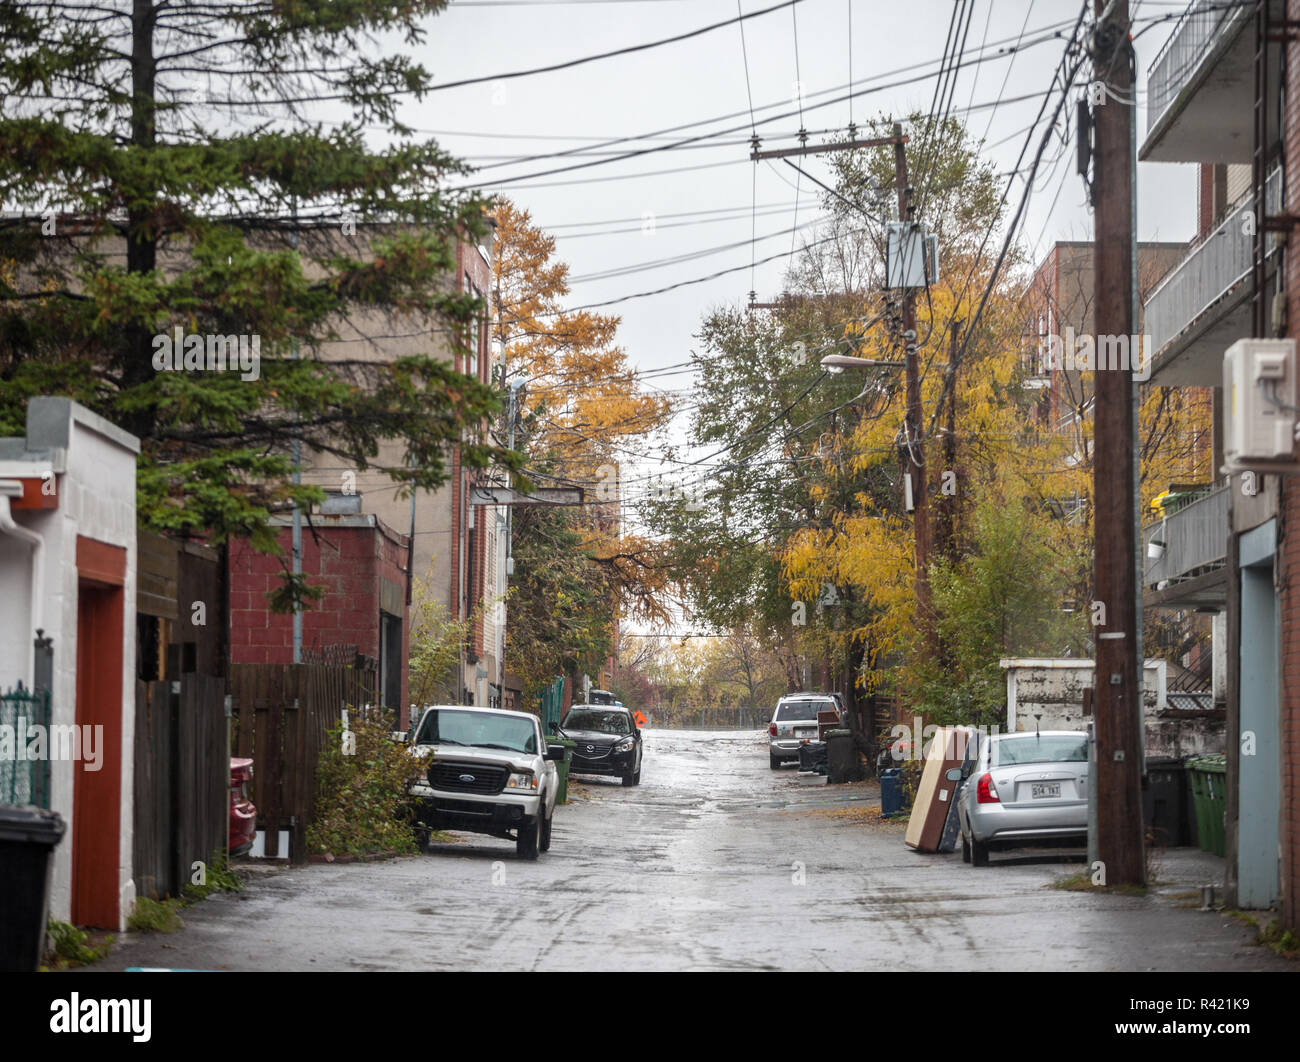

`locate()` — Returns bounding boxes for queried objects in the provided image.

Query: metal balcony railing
[1144,167,1281,361]
[1143,483,1230,585]
[1146,0,1252,138]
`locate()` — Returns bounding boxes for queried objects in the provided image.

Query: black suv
[555,704,642,786]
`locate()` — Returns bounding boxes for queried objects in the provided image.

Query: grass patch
[1049,869,1148,895]
[1257,920,1300,959]
[42,920,113,970]
[1226,910,1300,959]
[182,853,244,903]
[127,896,184,933]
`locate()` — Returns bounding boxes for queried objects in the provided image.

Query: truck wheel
[539,804,553,852]
[970,836,989,867]
[516,818,539,861]
[414,825,430,853]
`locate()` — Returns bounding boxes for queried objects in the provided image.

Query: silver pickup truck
[407,705,567,860]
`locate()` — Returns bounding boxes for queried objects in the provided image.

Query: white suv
[767,693,842,769]
[407,705,566,860]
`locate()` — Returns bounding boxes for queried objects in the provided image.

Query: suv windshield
[992,734,1087,766]
[414,710,537,754]
[563,709,632,734]
[775,700,835,722]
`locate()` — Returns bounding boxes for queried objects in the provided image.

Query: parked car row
[405,698,646,861]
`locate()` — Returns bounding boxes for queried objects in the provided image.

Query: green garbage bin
[551,736,576,804]
[1185,754,1227,858]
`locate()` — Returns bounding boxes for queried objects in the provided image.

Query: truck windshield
[414,710,537,754]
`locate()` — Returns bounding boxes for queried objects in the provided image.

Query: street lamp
[820,354,907,374]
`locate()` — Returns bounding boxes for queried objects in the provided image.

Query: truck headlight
[506,772,538,791]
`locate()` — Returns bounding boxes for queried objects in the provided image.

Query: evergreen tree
[0,0,514,604]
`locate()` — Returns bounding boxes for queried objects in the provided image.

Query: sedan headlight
[506,772,538,791]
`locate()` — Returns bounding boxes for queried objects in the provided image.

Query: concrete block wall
[227,516,410,711]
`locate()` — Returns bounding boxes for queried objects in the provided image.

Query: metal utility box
[885,222,939,289]
[1223,338,1296,470]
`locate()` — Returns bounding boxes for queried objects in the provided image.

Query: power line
[453,18,1080,191]
[423,0,802,93]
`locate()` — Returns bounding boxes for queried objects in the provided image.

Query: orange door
[71,550,125,928]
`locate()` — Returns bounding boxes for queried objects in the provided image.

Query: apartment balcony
[1142,0,1278,164]
[1143,484,1230,609]
[1142,167,1281,387]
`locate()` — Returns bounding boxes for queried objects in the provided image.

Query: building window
[379,611,402,714]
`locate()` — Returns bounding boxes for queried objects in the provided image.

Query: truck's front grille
[429,761,508,794]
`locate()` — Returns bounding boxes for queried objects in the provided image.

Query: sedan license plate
[1031,782,1061,799]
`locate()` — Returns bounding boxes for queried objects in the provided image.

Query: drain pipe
[0,480,44,680]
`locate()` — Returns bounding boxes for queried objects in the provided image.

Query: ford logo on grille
[458,773,476,783]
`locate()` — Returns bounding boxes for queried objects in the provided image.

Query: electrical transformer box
[885,222,938,290]
[1223,338,1296,468]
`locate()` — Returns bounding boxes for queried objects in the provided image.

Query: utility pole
[892,122,934,649]
[289,195,302,665]
[935,319,962,566]
[1089,0,1145,886]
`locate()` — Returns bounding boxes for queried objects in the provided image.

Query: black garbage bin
[1142,756,1190,847]
[798,741,828,773]
[826,730,865,784]
[0,805,66,972]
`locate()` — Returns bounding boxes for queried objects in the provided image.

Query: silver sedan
[956,730,1089,866]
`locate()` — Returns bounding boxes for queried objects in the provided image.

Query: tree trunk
[124,0,159,431]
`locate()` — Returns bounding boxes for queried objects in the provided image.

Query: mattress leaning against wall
[904,726,970,852]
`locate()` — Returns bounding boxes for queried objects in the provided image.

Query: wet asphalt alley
[96,729,1293,972]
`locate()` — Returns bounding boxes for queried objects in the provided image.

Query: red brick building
[227,514,411,726]
[1279,0,1300,936]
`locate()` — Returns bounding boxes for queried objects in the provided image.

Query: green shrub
[44,920,113,968]
[307,713,432,857]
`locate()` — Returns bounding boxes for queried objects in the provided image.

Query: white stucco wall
[2,398,138,930]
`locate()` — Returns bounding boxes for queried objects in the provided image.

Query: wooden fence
[133,674,228,901]
[228,661,377,862]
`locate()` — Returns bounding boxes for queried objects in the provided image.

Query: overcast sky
[415,1,1193,361]
[407,0,1196,632]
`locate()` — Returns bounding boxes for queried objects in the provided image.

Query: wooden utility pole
[935,319,962,565]
[1090,0,1145,886]
[892,122,934,647]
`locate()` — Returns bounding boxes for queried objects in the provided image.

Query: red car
[229,758,256,856]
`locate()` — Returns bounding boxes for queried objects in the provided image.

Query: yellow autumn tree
[490,199,676,696]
